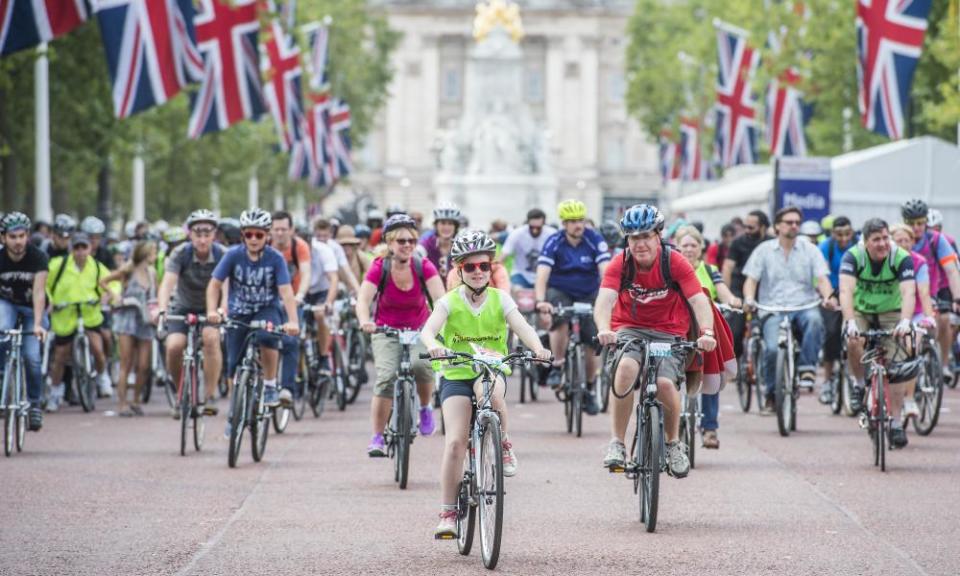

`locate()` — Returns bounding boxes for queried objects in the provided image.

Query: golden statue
[473,0,524,43]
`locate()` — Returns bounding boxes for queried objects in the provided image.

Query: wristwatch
[699,328,715,337]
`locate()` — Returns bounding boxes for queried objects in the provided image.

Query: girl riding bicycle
[420,230,550,538]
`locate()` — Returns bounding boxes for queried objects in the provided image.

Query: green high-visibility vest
[694,261,718,302]
[848,244,909,314]
[440,287,509,381]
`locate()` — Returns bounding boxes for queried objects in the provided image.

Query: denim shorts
[225,307,282,377]
[439,375,478,404]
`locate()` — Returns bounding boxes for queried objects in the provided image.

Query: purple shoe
[367,434,386,457]
[419,407,436,436]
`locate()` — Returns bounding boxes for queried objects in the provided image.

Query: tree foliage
[625,0,959,164]
[0,0,399,225]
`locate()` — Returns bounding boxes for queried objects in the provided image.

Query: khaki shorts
[615,327,686,385]
[854,311,901,361]
[371,333,433,398]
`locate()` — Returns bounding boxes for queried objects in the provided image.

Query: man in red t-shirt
[271,211,313,406]
[594,204,717,479]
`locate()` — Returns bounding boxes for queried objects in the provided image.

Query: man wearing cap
[46,232,112,411]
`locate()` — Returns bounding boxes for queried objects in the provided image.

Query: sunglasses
[461,262,491,273]
[243,231,267,240]
[780,219,801,226]
[191,227,215,236]
[393,238,417,246]
[906,218,927,226]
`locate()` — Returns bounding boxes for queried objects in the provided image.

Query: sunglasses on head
[243,230,267,240]
[461,262,491,273]
[394,238,417,246]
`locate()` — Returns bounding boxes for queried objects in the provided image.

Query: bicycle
[297,305,325,419]
[52,300,99,413]
[911,325,943,436]
[1,327,30,457]
[327,299,357,411]
[735,313,765,414]
[375,326,422,490]
[857,329,900,472]
[338,293,367,404]
[160,313,208,455]
[756,300,822,437]
[512,288,541,404]
[425,349,548,569]
[606,336,698,533]
[677,373,700,470]
[224,318,286,468]
[553,302,594,438]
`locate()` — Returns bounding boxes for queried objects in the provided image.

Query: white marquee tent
[668,136,960,238]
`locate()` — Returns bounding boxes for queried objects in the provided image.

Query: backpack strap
[49,256,67,299]
[375,255,434,311]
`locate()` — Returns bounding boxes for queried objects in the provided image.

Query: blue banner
[775,157,831,223]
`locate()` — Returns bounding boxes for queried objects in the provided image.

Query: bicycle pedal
[606,464,626,474]
[434,532,457,540]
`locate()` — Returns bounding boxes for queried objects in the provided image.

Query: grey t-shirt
[165,242,225,311]
[743,238,829,307]
[501,224,557,284]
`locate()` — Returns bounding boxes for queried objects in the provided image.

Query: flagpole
[248,168,259,209]
[132,144,145,222]
[210,169,221,217]
[34,43,52,222]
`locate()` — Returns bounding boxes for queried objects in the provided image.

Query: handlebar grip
[419,353,432,360]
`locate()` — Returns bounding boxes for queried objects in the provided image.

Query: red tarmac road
[2,379,959,576]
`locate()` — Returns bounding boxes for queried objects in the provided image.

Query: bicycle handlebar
[551,303,594,318]
[419,350,551,366]
[755,299,822,313]
[716,303,744,315]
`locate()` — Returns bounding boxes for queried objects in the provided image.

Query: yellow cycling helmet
[557,199,587,222]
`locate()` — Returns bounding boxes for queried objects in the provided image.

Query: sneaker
[203,398,219,416]
[702,430,719,449]
[603,439,627,469]
[97,372,113,398]
[763,394,776,413]
[583,390,600,416]
[263,386,280,408]
[889,426,908,449]
[318,355,331,374]
[818,382,835,405]
[798,371,816,391]
[546,367,562,390]
[171,406,181,420]
[419,407,435,436]
[903,398,920,421]
[434,510,458,539]
[367,434,387,457]
[666,440,690,478]
[28,407,43,431]
[502,439,518,477]
[850,386,865,414]
[46,384,64,413]
[279,388,294,408]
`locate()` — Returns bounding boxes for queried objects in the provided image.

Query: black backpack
[375,255,433,310]
[618,242,699,337]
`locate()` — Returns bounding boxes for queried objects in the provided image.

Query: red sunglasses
[461,262,491,273]
[244,230,267,240]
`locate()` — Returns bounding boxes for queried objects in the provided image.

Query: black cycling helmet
[599,219,622,247]
[901,199,928,221]
[888,357,923,384]
[354,224,372,239]
[218,217,242,244]
[383,214,417,235]
[54,214,77,236]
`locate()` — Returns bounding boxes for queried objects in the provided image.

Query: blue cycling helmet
[620,204,664,235]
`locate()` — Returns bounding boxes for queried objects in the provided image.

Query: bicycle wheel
[639,403,661,532]
[396,382,412,490]
[332,339,347,412]
[519,355,529,404]
[251,386,269,463]
[736,348,752,412]
[477,419,504,569]
[830,366,844,415]
[74,339,96,413]
[563,353,575,434]
[774,348,792,437]
[272,405,290,433]
[456,473,477,556]
[347,329,368,402]
[140,364,153,404]
[573,350,584,438]
[179,366,191,457]
[876,374,886,472]
[3,366,13,457]
[227,371,248,468]
[292,367,307,421]
[753,340,766,414]
[599,346,612,413]
[684,395,697,470]
[914,345,943,436]
[312,372,329,418]
[15,360,26,453]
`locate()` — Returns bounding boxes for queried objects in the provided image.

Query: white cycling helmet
[451,229,497,262]
[186,209,218,229]
[927,209,943,228]
[152,219,169,234]
[433,201,461,223]
[80,216,106,235]
[239,208,272,229]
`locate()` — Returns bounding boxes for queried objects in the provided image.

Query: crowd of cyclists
[2,195,959,542]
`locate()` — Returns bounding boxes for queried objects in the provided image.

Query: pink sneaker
[502,439,518,477]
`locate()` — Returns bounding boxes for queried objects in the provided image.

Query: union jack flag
[329,98,352,178]
[287,108,315,182]
[679,118,708,181]
[714,21,759,167]
[658,128,680,184]
[764,29,809,157]
[307,92,335,187]
[856,0,932,140]
[188,0,264,139]
[302,20,329,92]
[95,0,202,119]
[260,19,302,151]
[1,0,89,56]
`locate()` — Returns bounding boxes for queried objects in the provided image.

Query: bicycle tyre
[273,404,290,434]
[830,368,844,415]
[640,403,661,532]
[478,419,504,570]
[753,339,766,414]
[75,338,95,413]
[397,382,412,490]
[519,356,528,404]
[573,348,584,438]
[141,364,153,404]
[563,353,574,434]
[3,367,13,457]
[736,348,752,412]
[251,387,269,463]
[914,345,943,436]
[332,339,347,412]
[179,367,191,457]
[876,373,886,472]
[456,475,476,556]
[312,372,329,418]
[15,361,26,453]
[774,348,791,437]
[685,395,697,470]
[599,346,612,413]
[227,371,248,468]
